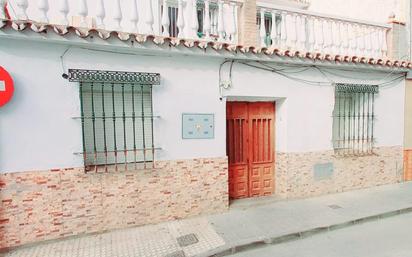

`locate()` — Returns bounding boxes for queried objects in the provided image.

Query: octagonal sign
[0,67,14,107]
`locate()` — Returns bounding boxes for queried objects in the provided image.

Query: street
[232,212,412,257]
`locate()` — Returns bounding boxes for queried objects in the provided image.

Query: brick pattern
[275,146,403,198]
[404,149,412,181]
[0,157,228,250]
[238,0,258,46]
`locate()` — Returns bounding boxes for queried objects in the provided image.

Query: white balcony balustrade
[2,0,240,44]
[257,7,390,59]
[160,0,239,43]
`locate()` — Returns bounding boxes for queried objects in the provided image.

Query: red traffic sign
[0,67,14,107]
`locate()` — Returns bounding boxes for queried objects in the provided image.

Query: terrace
[0,0,392,59]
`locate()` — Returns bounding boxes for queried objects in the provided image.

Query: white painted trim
[256,2,392,29]
[258,0,310,10]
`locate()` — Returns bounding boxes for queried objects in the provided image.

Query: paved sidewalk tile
[4,218,224,257]
[208,182,412,247]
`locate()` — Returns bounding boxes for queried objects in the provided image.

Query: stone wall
[275,146,403,198]
[0,157,228,250]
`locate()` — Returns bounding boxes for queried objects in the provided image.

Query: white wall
[0,39,405,173]
[308,0,406,23]
[223,61,405,153]
[0,39,227,172]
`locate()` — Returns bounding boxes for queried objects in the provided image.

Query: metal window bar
[68,69,161,172]
[101,82,108,171]
[91,82,98,172]
[150,86,156,168]
[140,85,147,168]
[333,84,378,156]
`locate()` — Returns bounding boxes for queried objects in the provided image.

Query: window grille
[68,69,161,172]
[332,84,378,156]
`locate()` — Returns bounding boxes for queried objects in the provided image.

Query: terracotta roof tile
[0,19,411,70]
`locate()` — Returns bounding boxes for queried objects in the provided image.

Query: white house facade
[0,0,411,251]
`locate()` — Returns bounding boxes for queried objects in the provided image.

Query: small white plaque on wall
[182,113,214,139]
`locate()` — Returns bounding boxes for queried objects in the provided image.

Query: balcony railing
[0,0,240,44]
[161,0,239,43]
[257,6,391,59]
[1,0,392,59]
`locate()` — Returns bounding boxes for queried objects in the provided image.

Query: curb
[195,206,412,257]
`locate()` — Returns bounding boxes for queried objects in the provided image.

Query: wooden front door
[227,102,275,199]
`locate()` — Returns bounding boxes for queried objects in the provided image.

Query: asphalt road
[231,212,412,257]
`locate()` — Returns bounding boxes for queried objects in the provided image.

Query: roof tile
[0,20,410,69]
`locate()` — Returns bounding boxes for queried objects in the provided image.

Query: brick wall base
[275,146,403,198]
[1,148,404,249]
[0,157,229,250]
[404,149,412,181]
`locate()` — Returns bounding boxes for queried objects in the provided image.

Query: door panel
[227,102,275,199]
[248,102,275,197]
[227,102,249,199]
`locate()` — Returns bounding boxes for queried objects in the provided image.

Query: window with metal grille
[332,84,378,155]
[68,69,161,172]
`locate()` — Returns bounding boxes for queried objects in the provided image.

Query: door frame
[226,101,276,199]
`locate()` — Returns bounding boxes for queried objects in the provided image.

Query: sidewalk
[4,182,412,257]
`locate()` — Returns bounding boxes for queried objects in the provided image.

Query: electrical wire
[256,61,313,73]
[378,75,406,88]
[60,46,72,76]
[218,59,233,100]
[60,46,172,78]
[318,65,406,87]
[219,59,232,85]
[229,60,234,81]
[237,61,332,86]
[256,61,408,75]
[60,45,406,92]
[320,68,400,81]
[78,46,163,57]
[314,66,335,84]
[225,60,406,89]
